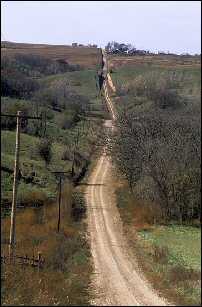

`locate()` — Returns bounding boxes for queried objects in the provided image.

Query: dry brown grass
[108,54,201,70]
[1,183,92,306]
[2,41,102,70]
[116,179,163,229]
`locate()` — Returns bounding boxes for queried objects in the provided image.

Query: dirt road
[107,73,116,93]
[85,50,171,306]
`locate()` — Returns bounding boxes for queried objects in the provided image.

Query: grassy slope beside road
[1,68,106,212]
[108,53,201,306]
[1,44,105,306]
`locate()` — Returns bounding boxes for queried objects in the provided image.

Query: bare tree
[110,105,201,222]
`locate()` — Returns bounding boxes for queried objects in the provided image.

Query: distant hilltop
[1,41,102,70]
[1,41,98,49]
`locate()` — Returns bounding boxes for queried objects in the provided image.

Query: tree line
[110,71,201,222]
[105,41,200,57]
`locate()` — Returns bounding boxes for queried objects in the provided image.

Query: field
[111,64,201,87]
[137,224,201,271]
[135,224,201,306]
[107,54,201,113]
[2,41,102,70]
[107,53,201,71]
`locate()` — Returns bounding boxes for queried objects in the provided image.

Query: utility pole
[58,175,62,233]
[52,171,69,233]
[71,149,76,177]
[71,127,80,176]
[9,111,21,260]
[1,112,42,260]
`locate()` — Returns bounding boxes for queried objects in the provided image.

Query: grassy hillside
[1,41,102,70]
[112,64,201,86]
[108,53,201,70]
[109,60,201,112]
[1,107,103,214]
[50,70,105,112]
[1,50,108,212]
[1,42,105,305]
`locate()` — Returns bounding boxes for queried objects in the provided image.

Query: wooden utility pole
[71,149,76,176]
[9,111,21,260]
[52,171,69,233]
[71,128,80,176]
[58,175,62,233]
[1,112,42,260]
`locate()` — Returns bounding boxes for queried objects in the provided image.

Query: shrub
[61,148,70,161]
[37,138,52,163]
[18,191,48,207]
[60,110,80,130]
[40,107,54,120]
[72,192,86,221]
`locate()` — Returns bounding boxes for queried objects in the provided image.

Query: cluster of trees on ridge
[106,41,201,57]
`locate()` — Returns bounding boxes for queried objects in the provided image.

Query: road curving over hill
[85,49,172,306]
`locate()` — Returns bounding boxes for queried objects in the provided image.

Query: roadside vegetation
[115,183,201,306]
[109,56,201,305]
[2,185,92,306]
[1,44,106,305]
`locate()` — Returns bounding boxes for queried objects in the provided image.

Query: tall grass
[1,183,92,306]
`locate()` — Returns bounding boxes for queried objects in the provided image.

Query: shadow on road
[79,183,105,186]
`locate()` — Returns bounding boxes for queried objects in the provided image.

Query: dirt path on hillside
[85,50,172,306]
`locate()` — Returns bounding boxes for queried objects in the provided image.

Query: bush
[40,107,54,120]
[72,192,86,221]
[149,88,181,109]
[18,191,48,207]
[37,138,52,163]
[61,148,70,161]
[60,110,80,130]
